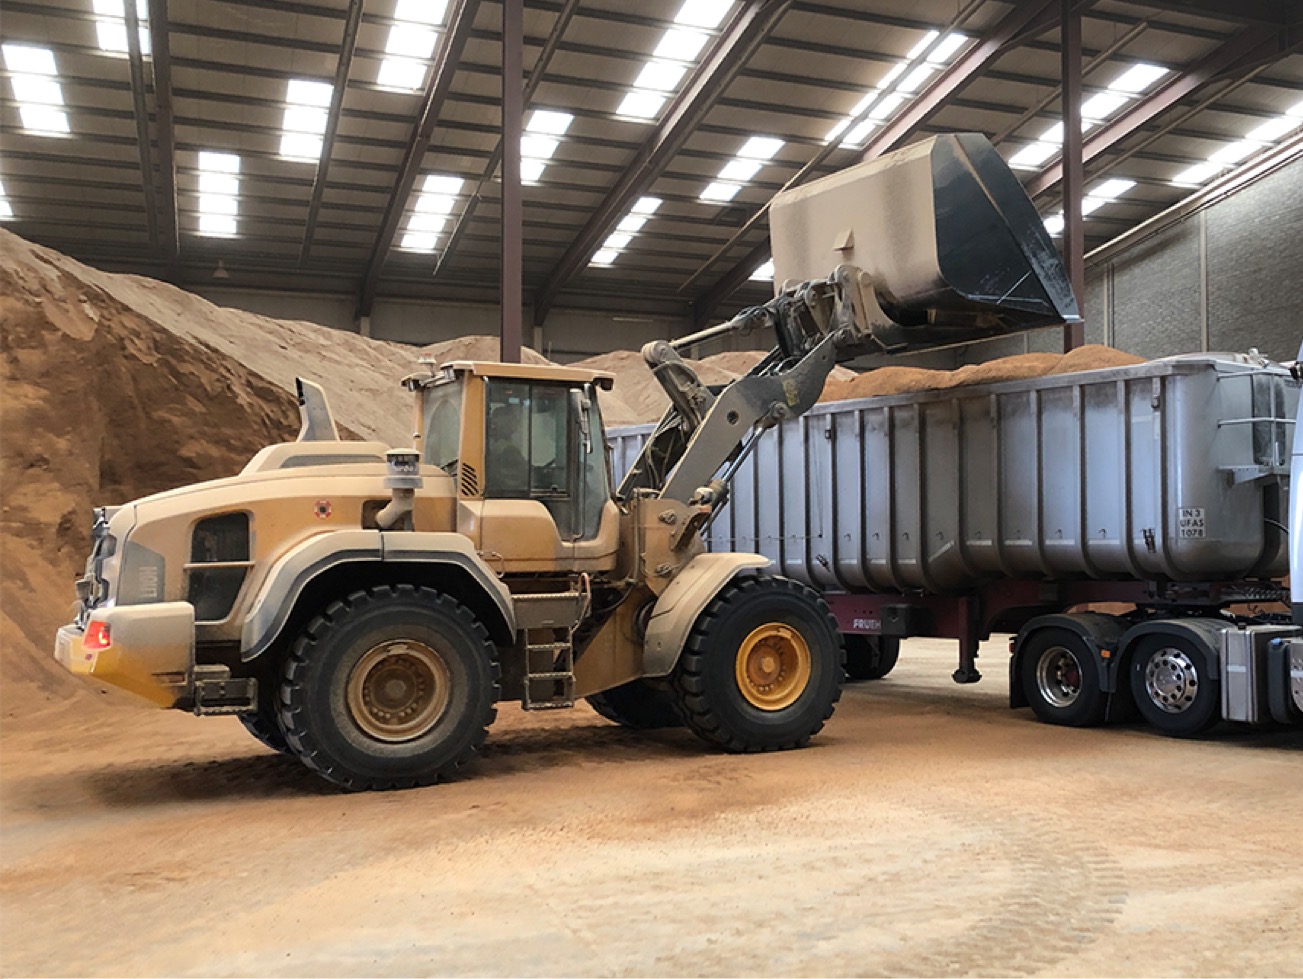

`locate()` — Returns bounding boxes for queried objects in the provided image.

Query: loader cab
[412,360,620,574]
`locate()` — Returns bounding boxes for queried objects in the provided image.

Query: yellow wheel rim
[346,640,451,742]
[734,623,811,711]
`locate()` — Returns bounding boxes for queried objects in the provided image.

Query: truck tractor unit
[54,134,1085,789]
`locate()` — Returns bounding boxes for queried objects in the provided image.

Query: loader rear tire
[586,680,682,730]
[239,709,290,755]
[670,575,843,753]
[279,585,499,790]
[843,635,900,681]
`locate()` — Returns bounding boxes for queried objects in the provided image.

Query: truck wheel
[279,584,499,790]
[843,635,900,681]
[586,680,682,729]
[239,710,290,754]
[1020,628,1107,727]
[669,575,843,753]
[1128,633,1219,737]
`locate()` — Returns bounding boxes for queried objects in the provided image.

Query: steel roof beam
[1123,0,1298,27]
[355,0,480,319]
[529,0,793,328]
[1025,25,1284,197]
[689,0,1060,328]
[122,0,158,252]
[299,0,364,265]
[146,0,179,266]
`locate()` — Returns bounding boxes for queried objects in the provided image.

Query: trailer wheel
[586,680,683,729]
[279,585,499,790]
[670,576,843,753]
[1020,628,1107,727]
[1128,633,1219,737]
[843,635,900,681]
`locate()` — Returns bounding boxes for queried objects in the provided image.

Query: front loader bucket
[769,133,1080,340]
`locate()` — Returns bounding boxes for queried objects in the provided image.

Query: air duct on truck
[768,132,1081,350]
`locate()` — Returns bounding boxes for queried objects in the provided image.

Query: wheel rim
[1143,647,1199,714]
[734,623,812,711]
[1036,645,1083,708]
[346,639,451,742]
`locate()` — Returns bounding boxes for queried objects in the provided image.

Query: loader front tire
[586,680,682,730]
[279,585,499,790]
[670,575,843,753]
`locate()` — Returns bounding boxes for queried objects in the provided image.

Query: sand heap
[819,345,1145,402]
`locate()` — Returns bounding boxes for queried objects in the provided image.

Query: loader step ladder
[514,577,591,711]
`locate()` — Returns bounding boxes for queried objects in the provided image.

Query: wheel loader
[53,134,1080,789]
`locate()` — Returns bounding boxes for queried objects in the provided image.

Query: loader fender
[240,530,515,660]
[641,553,772,677]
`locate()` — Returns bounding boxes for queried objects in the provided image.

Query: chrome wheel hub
[1144,647,1199,714]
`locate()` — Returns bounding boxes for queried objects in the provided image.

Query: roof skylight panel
[589,196,662,267]
[673,0,732,29]
[2,44,70,136]
[750,258,775,281]
[698,136,783,204]
[377,0,447,92]
[519,109,573,185]
[1108,63,1169,95]
[1169,96,1303,188]
[92,0,150,56]
[617,1,734,122]
[400,173,464,252]
[279,79,333,162]
[196,151,241,237]
[0,178,14,220]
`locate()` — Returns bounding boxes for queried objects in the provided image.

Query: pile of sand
[819,346,1145,402]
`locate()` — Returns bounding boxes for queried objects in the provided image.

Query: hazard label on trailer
[1178,507,1206,539]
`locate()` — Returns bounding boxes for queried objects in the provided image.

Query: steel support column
[1061,0,1085,350]
[300,0,363,265]
[500,0,523,363]
[147,0,179,267]
[355,0,480,320]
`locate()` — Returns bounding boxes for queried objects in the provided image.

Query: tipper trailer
[611,347,1303,735]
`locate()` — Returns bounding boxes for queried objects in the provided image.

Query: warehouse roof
[1,0,1300,327]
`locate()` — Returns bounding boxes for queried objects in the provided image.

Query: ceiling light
[288,78,333,107]
[280,131,322,162]
[400,231,438,252]
[19,105,70,135]
[631,196,662,215]
[283,104,328,134]
[385,25,437,60]
[521,134,559,160]
[377,57,427,91]
[750,258,775,281]
[1043,212,1064,236]
[1171,161,1223,186]
[851,90,880,115]
[616,90,666,120]
[719,158,762,182]
[1108,63,1168,94]
[699,181,740,203]
[898,63,937,94]
[1082,91,1129,121]
[527,109,573,135]
[617,215,647,233]
[1090,178,1135,199]
[842,119,877,146]
[394,0,447,25]
[424,174,464,195]
[635,60,687,92]
[11,75,63,105]
[907,30,939,60]
[738,136,783,160]
[199,214,237,237]
[655,28,709,62]
[824,118,850,143]
[407,212,447,235]
[673,0,732,29]
[1008,141,1057,169]
[1209,139,1261,166]
[2,44,57,75]
[869,93,904,120]
[199,171,239,196]
[603,232,633,251]
[415,194,456,214]
[520,158,546,183]
[199,151,240,172]
[927,33,967,64]
[1080,196,1107,216]
[879,63,907,88]
[590,249,619,266]
[1246,116,1302,143]
[198,193,238,216]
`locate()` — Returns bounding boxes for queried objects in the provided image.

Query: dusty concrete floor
[2,638,1301,978]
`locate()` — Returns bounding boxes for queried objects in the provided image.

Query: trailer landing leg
[953,639,982,684]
